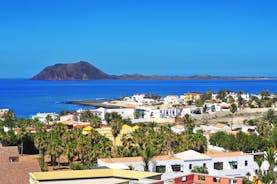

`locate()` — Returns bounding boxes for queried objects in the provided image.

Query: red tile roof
[0,146,19,162]
[0,161,41,184]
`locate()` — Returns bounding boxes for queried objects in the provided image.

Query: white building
[163,95,181,105]
[131,94,146,103]
[59,114,75,122]
[106,108,135,120]
[31,112,58,124]
[98,149,255,180]
[206,151,255,178]
[143,108,183,119]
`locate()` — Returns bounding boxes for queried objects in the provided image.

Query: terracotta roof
[100,157,142,163]
[0,161,41,184]
[0,146,19,162]
[60,120,78,125]
[14,127,36,132]
[206,151,250,158]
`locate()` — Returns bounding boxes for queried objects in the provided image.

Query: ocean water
[0,79,276,118]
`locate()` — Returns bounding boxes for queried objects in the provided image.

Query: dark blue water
[0,79,276,118]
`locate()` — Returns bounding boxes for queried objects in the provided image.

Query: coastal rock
[32,61,114,80]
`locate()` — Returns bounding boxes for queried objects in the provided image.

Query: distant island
[32,61,275,80]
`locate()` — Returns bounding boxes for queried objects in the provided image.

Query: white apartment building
[98,150,255,180]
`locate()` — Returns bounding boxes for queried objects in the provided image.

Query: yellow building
[29,169,162,184]
[83,124,139,146]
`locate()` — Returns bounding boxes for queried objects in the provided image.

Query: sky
[0,0,276,78]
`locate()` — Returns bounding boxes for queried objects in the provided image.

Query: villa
[98,149,255,180]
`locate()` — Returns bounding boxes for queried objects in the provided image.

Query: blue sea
[0,79,276,118]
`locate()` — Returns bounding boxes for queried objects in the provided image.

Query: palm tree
[183,114,195,134]
[132,127,147,150]
[34,123,48,170]
[46,131,58,168]
[160,125,175,155]
[141,145,156,171]
[90,115,102,128]
[263,109,276,125]
[265,147,276,172]
[3,110,15,129]
[260,172,276,184]
[230,103,237,130]
[105,112,122,125]
[17,119,28,156]
[255,156,264,176]
[110,118,123,151]
[45,115,53,125]
[77,134,89,164]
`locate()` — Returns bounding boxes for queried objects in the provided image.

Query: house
[183,93,202,102]
[106,108,135,120]
[29,169,163,184]
[59,114,75,122]
[98,149,255,180]
[31,112,58,124]
[132,93,146,103]
[164,95,180,105]
[206,151,255,178]
[0,144,40,184]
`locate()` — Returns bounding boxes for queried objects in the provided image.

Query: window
[181,176,187,182]
[9,156,19,162]
[156,166,166,173]
[231,179,237,184]
[213,177,221,182]
[171,165,181,172]
[245,160,248,166]
[229,161,238,169]
[214,162,223,170]
[189,164,192,169]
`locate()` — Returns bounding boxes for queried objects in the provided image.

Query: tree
[230,103,237,130]
[110,119,123,151]
[17,119,28,155]
[255,156,264,175]
[183,114,195,134]
[160,125,176,155]
[216,90,228,102]
[265,147,276,172]
[45,115,53,125]
[3,110,15,129]
[104,112,122,125]
[89,115,102,128]
[34,124,48,170]
[263,109,277,125]
[191,166,208,174]
[260,90,270,100]
[141,145,156,171]
[260,172,276,184]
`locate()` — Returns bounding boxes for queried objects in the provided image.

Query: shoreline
[65,100,126,109]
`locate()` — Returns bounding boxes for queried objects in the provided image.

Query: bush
[70,163,91,170]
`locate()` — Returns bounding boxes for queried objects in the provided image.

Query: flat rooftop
[30,169,161,182]
[206,151,250,158]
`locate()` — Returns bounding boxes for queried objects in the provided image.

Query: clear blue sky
[0,0,276,78]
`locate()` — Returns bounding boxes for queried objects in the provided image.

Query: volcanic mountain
[32,61,114,80]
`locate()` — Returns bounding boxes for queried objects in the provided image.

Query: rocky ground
[193,107,277,125]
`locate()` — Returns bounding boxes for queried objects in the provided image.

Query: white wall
[209,155,255,178]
